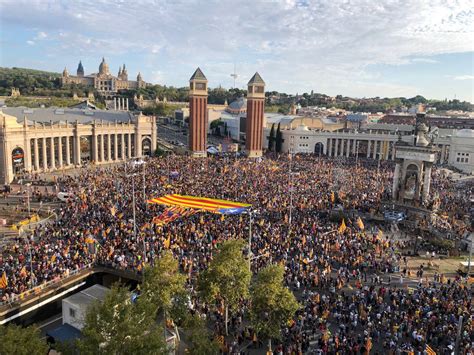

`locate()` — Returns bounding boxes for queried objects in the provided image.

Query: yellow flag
[200,216,204,225]
[377,229,383,240]
[302,235,306,246]
[356,217,364,230]
[330,191,335,203]
[51,254,57,263]
[220,214,225,222]
[338,219,347,234]
[164,236,171,249]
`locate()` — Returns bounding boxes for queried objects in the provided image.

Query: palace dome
[98,57,109,75]
[226,97,247,115]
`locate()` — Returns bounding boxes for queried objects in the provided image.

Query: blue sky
[1,0,473,101]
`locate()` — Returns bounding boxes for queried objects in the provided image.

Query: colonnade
[326,138,395,160]
[29,132,137,171]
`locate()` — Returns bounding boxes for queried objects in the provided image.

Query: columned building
[188,68,208,157]
[0,107,157,184]
[246,72,265,157]
[274,125,451,161]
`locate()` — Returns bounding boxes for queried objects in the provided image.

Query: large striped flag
[148,194,251,214]
[0,271,8,289]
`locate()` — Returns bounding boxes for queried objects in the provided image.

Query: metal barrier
[0,264,93,308]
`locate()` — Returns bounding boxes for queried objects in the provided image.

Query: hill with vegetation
[0,66,472,113]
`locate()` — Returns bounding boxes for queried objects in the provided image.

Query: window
[195,83,206,90]
[255,86,264,93]
[69,308,76,318]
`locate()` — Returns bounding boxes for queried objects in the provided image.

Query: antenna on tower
[230,63,238,88]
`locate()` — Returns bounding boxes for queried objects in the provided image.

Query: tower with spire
[246,72,265,157]
[76,61,84,77]
[121,64,128,81]
[62,67,69,77]
[188,67,208,157]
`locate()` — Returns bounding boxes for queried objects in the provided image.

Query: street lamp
[25,183,31,215]
[246,209,258,272]
[19,226,34,288]
[127,172,146,267]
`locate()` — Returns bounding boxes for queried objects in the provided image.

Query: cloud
[35,31,47,40]
[26,40,35,45]
[1,0,473,98]
[411,58,439,64]
[453,75,474,81]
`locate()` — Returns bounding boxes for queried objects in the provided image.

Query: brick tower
[188,68,208,157]
[246,72,265,157]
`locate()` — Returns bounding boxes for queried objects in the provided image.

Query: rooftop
[1,107,133,125]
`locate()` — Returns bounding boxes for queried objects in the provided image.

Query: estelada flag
[0,271,8,289]
[356,217,364,230]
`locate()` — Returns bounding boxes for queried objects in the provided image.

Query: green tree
[198,239,251,335]
[75,284,167,355]
[275,123,283,153]
[0,324,48,355]
[268,123,276,152]
[142,251,187,323]
[250,264,299,351]
[184,315,220,355]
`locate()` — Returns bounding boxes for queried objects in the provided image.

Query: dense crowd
[0,155,472,353]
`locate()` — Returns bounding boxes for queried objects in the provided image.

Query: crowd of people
[0,154,472,353]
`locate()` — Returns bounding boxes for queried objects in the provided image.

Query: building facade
[61,58,146,96]
[0,107,157,184]
[264,123,474,174]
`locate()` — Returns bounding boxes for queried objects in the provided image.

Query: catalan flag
[426,344,436,355]
[147,194,251,214]
[0,271,8,289]
[356,217,364,230]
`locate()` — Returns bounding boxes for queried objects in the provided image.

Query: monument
[246,72,265,158]
[392,112,439,207]
[188,68,208,157]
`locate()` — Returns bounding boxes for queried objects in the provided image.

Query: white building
[62,284,109,330]
[264,123,474,174]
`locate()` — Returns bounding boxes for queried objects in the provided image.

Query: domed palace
[61,57,147,96]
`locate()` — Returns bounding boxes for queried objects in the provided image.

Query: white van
[57,192,75,202]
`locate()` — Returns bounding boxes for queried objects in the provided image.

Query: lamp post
[248,210,253,272]
[19,226,34,288]
[468,233,473,275]
[128,172,146,267]
[25,183,31,215]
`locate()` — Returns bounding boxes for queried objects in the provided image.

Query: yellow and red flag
[0,271,8,289]
[356,217,364,230]
[147,194,251,214]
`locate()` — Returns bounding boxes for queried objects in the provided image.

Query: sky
[0,0,473,102]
